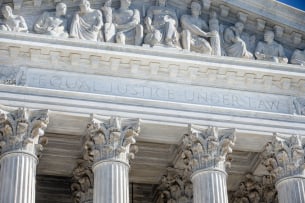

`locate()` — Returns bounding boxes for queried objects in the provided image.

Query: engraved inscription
[24,68,290,113]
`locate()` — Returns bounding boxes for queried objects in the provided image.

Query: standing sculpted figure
[223,22,253,59]
[113,0,143,45]
[208,11,221,56]
[291,49,305,66]
[255,30,288,63]
[181,1,215,54]
[144,0,179,47]
[101,0,115,43]
[0,5,28,32]
[34,3,68,37]
[70,0,103,41]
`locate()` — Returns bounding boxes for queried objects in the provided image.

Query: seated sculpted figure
[144,0,179,47]
[113,0,143,45]
[291,49,305,66]
[33,3,68,38]
[0,5,28,32]
[255,30,288,63]
[181,2,215,54]
[223,22,253,59]
[70,0,103,41]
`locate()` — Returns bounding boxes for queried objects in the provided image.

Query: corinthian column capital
[261,133,305,180]
[85,116,140,165]
[0,107,49,156]
[182,125,236,172]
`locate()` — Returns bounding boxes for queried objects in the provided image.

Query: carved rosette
[0,107,49,156]
[182,125,236,172]
[230,173,278,203]
[85,116,140,165]
[71,160,94,203]
[261,133,305,180]
[155,168,193,203]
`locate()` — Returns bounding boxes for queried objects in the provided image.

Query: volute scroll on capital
[85,116,140,164]
[0,107,49,156]
[182,125,236,172]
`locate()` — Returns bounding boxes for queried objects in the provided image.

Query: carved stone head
[234,22,244,33]
[264,31,275,44]
[191,1,201,16]
[157,0,167,7]
[79,0,91,13]
[120,0,131,8]
[56,3,67,17]
[1,5,13,19]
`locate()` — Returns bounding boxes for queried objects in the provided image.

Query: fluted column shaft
[276,176,305,203]
[192,169,228,203]
[93,160,129,203]
[0,152,38,203]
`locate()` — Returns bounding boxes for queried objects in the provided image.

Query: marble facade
[0,0,305,203]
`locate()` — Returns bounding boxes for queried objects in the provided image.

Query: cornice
[0,31,305,97]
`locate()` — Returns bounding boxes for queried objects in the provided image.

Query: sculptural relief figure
[0,5,28,32]
[223,22,253,59]
[70,0,103,41]
[101,0,115,42]
[33,3,68,38]
[208,11,221,56]
[113,0,143,45]
[291,49,305,66]
[255,30,288,63]
[181,2,215,54]
[144,0,179,48]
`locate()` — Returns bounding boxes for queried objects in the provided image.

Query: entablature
[1,31,305,97]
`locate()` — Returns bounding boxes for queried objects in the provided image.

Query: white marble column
[192,169,228,203]
[183,125,236,203]
[276,176,305,203]
[0,108,49,203]
[93,161,129,203]
[86,116,140,203]
[261,134,305,203]
[0,152,37,203]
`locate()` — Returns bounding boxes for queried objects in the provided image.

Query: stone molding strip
[0,32,305,96]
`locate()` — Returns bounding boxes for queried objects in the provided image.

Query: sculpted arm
[17,16,28,32]
[255,42,265,60]
[94,10,103,31]
[144,8,154,32]
[278,44,288,63]
[181,15,208,37]
[33,12,47,33]
[116,9,140,30]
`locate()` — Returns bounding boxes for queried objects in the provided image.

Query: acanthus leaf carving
[155,168,193,203]
[0,107,49,156]
[261,133,305,180]
[182,125,236,172]
[71,159,94,203]
[85,116,140,164]
[230,173,278,203]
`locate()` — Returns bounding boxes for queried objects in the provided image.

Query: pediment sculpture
[70,0,103,41]
[113,0,143,45]
[33,3,68,37]
[255,31,288,64]
[0,5,28,32]
[0,1,304,66]
[180,2,217,55]
[144,0,179,48]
